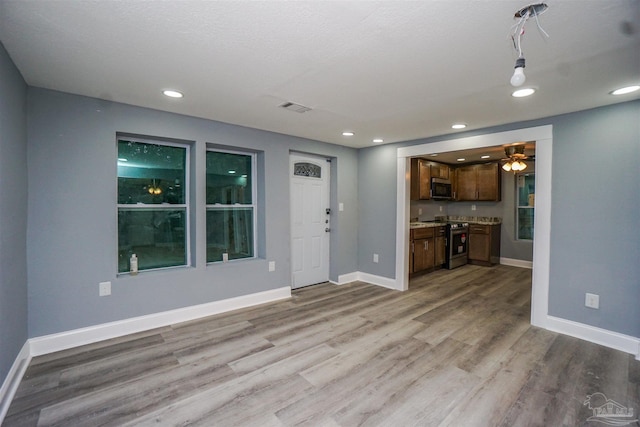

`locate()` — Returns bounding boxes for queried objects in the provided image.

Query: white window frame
[205,148,257,264]
[117,137,191,273]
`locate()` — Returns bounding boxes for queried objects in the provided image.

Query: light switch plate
[269,261,275,272]
[222,253,229,263]
[339,202,344,211]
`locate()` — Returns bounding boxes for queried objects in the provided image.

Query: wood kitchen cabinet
[430,162,450,180]
[411,159,452,200]
[410,159,431,200]
[410,227,435,274]
[411,226,446,274]
[468,223,501,266]
[455,163,501,201]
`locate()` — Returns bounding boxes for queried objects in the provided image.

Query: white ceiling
[1,1,638,148]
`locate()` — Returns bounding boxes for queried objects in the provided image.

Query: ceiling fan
[501,145,532,172]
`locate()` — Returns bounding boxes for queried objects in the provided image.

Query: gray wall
[547,103,640,337]
[358,101,640,338]
[0,43,28,381]
[27,88,358,337]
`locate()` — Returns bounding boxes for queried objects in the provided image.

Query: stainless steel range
[445,222,469,269]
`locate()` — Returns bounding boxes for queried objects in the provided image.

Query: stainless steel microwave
[431,178,452,199]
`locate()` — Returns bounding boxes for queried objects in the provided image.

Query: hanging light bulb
[510,57,526,87]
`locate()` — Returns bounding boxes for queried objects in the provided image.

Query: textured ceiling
[1,1,638,148]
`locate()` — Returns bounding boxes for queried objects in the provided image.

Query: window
[516,173,535,240]
[117,138,189,273]
[206,149,256,263]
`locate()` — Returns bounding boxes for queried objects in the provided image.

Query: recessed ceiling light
[373,138,384,143]
[163,90,184,98]
[512,88,536,97]
[429,154,438,157]
[481,155,491,159]
[342,131,355,136]
[451,123,467,129]
[457,158,466,162]
[610,85,640,96]
[117,158,128,162]
[228,170,236,174]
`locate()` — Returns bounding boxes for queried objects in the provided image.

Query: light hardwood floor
[4,265,639,426]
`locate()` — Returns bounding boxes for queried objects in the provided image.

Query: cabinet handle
[424,241,428,250]
[411,242,414,253]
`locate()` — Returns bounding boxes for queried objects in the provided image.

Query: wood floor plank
[438,349,538,427]
[4,264,639,427]
[121,343,337,427]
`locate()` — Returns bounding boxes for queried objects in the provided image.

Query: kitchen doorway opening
[396,125,553,329]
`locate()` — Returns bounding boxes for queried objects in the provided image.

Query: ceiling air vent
[279,102,312,113]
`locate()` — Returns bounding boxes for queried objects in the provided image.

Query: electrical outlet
[471,204,477,211]
[222,253,229,263]
[373,253,379,263]
[339,202,344,211]
[585,293,600,309]
[439,205,443,212]
[418,208,422,215]
[269,261,276,272]
[99,281,111,297]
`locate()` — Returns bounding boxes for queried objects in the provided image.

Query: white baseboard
[29,286,291,357]
[357,272,400,290]
[500,257,533,269]
[0,341,31,424]
[334,271,400,290]
[546,315,640,360]
[334,272,359,285]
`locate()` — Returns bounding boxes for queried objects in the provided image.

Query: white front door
[290,153,330,289]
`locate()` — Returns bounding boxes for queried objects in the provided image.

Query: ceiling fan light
[502,162,512,172]
[518,161,527,171]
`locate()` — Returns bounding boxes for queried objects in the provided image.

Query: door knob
[325,228,331,232]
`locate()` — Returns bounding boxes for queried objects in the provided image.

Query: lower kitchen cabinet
[468,223,501,266]
[410,226,446,274]
[411,227,434,273]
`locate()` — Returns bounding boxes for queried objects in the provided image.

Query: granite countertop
[410,216,502,228]
[443,216,502,225]
[409,222,447,229]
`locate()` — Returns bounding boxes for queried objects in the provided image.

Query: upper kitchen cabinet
[410,159,452,200]
[410,158,431,200]
[455,163,501,201]
[430,162,450,180]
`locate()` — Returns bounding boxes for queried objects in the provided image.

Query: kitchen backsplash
[411,200,504,222]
